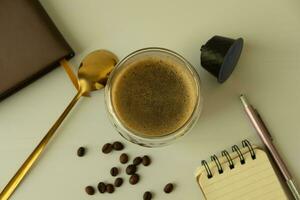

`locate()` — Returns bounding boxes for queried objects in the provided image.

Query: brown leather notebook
[0,0,75,101]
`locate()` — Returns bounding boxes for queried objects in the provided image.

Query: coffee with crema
[111,57,197,137]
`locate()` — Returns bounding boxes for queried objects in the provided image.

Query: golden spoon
[0,50,118,200]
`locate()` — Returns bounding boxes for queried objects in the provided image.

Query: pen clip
[254,109,273,141]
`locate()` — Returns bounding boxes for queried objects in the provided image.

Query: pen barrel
[243,105,292,181]
[287,179,300,200]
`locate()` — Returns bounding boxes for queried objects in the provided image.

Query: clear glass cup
[105,47,202,147]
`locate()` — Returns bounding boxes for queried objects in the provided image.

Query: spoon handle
[0,91,82,200]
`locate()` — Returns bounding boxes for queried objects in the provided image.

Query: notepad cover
[0,0,74,101]
[195,147,288,200]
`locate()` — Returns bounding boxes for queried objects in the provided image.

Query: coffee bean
[85,186,95,195]
[113,141,124,151]
[106,184,114,193]
[114,177,123,187]
[120,153,129,164]
[126,164,137,175]
[77,147,85,157]
[97,182,106,193]
[142,155,151,166]
[164,183,174,193]
[110,167,119,177]
[133,156,142,165]
[129,174,139,185]
[102,143,113,154]
[143,191,152,200]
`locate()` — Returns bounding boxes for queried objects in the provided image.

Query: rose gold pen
[240,94,300,200]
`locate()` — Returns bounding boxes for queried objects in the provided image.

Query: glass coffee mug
[105,47,202,147]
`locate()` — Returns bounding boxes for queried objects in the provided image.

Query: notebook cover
[0,0,75,101]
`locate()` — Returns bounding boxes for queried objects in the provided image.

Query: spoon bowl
[78,50,118,95]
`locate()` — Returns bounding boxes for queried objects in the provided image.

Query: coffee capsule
[200,35,243,83]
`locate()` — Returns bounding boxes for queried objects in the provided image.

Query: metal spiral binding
[202,140,256,178]
[201,160,213,178]
[242,139,256,159]
[211,155,223,174]
[232,144,245,164]
[222,150,234,169]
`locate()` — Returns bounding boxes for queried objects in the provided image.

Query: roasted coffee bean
[102,143,113,154]
[97,182,106,193]
[143,191,152,200]
[106,184,115,193]
[120,153,129,164]
[126,164,137,175]
[114,177,123,187]
[142,155,151,166]
[85,186,95,195]
[129,174,139,185]
[110,167,119,177]
[113,141,124,151]
[164,183,174,193]
[77,147,85,157]
[133,156,142,165]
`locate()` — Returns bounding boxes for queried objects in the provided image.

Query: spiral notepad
[195,140,288,200]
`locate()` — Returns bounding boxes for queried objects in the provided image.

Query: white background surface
[1,0,300,199]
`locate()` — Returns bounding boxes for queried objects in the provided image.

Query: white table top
[1,0,300,199]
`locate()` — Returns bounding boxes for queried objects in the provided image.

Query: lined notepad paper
[195,147,288,200]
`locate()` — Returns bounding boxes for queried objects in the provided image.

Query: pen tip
[239,94,248,106]
[240,94,246,100]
